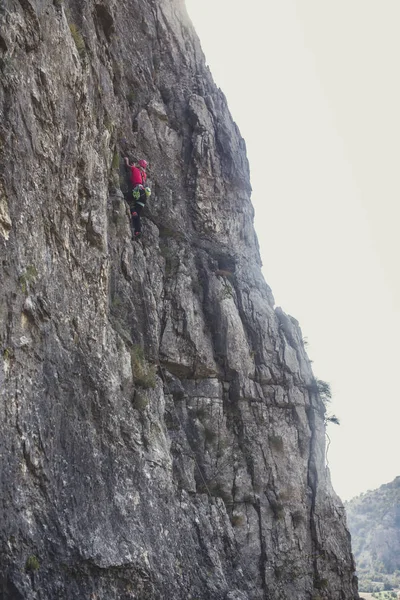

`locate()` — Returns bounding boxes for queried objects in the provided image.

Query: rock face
[0,0,358,598]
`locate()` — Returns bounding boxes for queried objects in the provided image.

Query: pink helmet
[138,159,148,169]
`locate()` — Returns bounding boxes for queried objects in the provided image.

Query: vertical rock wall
[0,0,358,598]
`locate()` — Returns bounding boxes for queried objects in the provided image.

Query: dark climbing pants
[131,203,143,234]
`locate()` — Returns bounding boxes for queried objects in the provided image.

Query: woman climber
[124,157,151,239]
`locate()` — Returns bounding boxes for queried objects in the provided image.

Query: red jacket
[130,165,147,186]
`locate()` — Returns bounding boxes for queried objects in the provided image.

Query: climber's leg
[131,203,143,237]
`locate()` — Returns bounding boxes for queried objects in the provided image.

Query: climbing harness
[132,184,150,216]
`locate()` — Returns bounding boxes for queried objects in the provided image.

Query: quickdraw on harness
[132,185,151,205]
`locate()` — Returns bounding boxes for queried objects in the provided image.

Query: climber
[124,157,151,239]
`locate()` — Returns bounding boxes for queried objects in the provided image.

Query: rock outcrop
[0,0,358,598]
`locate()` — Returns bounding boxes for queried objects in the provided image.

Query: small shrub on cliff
[131,345,157,389]
[26,555,40,572]
[219,284,233,301]
[69,23,86,58]
[3,347,13,360]
[127,91,135,106]
[19,265,38,293]
[325,414,340,426]
[314,576,329,590]
[111,149,119,170]
[307,378,332,404]
[133,390,149,411]
[111,294,123,309]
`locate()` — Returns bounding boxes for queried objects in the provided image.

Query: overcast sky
[185,0,400,501]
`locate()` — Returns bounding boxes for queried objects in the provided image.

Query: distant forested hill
[345,476,400,592]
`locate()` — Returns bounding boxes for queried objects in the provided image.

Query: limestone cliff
[0,0,358,598]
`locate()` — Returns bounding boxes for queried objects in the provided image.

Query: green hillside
[345,476,400,593]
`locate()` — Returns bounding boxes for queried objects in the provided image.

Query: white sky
[185,0,400,501]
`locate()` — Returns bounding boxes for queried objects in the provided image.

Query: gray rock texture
[0,0,358,598]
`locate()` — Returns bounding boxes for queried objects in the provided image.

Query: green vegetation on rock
[131,345,157,389]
